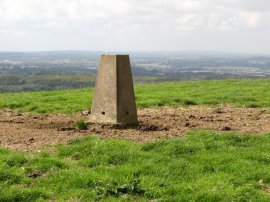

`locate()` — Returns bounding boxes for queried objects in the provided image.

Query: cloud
[0,0,269,31]
[240,11,261,27]
[0,0,269,52]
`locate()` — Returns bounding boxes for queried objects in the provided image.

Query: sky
[0,0,270,54]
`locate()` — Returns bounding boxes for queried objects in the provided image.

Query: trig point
[89,54,138,125]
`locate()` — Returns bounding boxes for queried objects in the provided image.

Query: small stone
[81,110,91,115]
[28,172,41,178]
[29,137,35,143]
[220,126,231,131]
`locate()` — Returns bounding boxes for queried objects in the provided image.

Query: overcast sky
[0,0,269,53]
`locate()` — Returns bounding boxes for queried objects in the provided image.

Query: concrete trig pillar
[89,55,138,125]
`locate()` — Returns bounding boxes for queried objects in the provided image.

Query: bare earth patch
[1,105,270,151]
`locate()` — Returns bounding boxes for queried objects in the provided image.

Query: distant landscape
[1,51,270,92]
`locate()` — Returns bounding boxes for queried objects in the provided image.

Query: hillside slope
[0,79,270,113]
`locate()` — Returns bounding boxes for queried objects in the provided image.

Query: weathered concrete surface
[89,55,138,125]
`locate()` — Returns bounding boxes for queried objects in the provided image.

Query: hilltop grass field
[0,79,270,114]
[0,131,270,201]
[1,79,270,201]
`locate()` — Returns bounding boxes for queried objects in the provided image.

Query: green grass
[0,131,270,201]
[1,79,270,113]
[0,88,93,113]
[75,120,88,130]
[1,79,270,201]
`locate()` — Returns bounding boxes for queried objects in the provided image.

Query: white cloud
[239,11,261,27]
[0,0,269,53]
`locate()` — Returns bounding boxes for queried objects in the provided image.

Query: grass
[0,79,270,113]
[75,120,88,130]
[0,130,269,201]
[1,79,270,201]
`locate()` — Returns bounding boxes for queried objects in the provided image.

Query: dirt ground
[1,105,270,151]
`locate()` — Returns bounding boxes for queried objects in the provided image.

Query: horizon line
[0,50,269,56]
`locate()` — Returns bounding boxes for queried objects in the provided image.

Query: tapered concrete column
[89,55,138,125]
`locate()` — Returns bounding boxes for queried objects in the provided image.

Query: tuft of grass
[183,99,197,106]
[263,109,270,114]
[1,79,270,113]
[246,102,261,108]
[75,120,87,130]
[1,131,270,201]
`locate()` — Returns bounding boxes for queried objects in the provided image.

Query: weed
[174,98,181,103]
[247,102,260,108]
[263,109,270,114]
[96,178,145,200]
[183,99,197,105]
[75,120,87,130]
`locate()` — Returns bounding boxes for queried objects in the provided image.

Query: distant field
[0,79,270,113]
[1,131,270,201]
